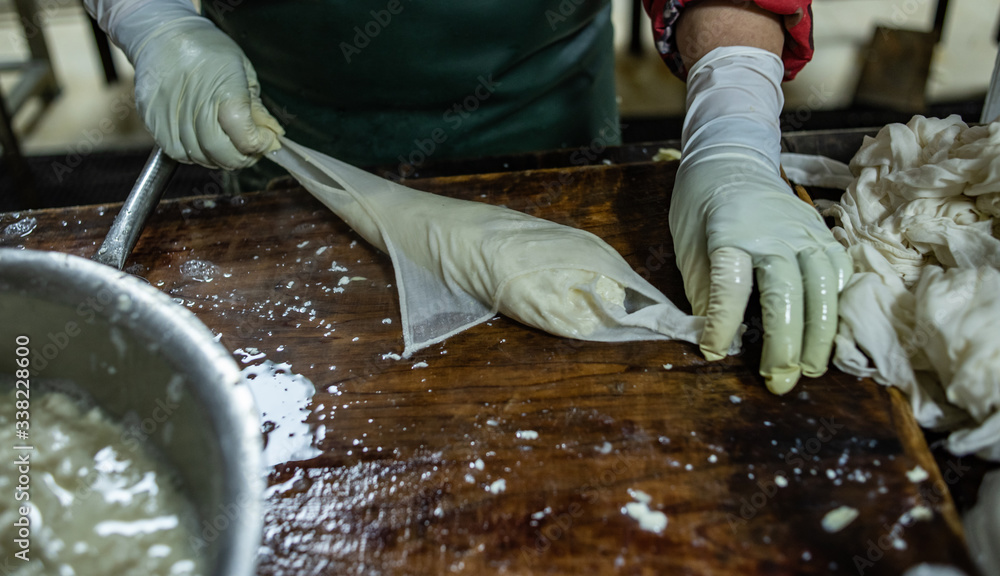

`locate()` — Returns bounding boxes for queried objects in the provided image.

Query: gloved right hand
[669,47,852,395]
[671,153,852,395]
[84,0,284,169]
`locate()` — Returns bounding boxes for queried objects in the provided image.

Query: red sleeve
[641,0,814,81]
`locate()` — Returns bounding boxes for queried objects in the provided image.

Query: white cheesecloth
[825,115,1000,461]
[268,138,739,358]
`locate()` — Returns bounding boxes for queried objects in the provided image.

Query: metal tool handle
[93,147,178,270]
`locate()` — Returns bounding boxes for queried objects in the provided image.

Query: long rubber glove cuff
[670,47,852,394]
[83,0,284,169]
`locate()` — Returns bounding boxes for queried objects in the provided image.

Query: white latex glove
[84,0,283,169]
[671,47,852,394]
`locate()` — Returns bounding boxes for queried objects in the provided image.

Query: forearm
[675,0,783,69]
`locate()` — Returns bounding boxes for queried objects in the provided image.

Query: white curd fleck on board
[908,505,934,522]
[622,489,668,534]
[338,275,368,286]
[906,465,929,483]
[822,506,859,533]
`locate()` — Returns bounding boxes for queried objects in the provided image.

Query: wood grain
[1,158,975,575]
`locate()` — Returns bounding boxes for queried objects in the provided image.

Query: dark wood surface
[0,156,975,575]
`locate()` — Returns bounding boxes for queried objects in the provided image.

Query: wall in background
[0,0,997,157]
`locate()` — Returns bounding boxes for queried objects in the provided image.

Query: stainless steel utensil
[93,146,178,270]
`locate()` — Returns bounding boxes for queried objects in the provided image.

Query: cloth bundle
[269,138,736,358]
[826,115,1000,460]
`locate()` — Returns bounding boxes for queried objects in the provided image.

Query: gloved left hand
[670,47,852,394]
[83,0,284,169]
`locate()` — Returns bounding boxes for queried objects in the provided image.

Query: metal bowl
[0,248,262,575]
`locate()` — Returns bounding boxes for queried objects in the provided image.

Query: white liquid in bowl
[0,381,204,575]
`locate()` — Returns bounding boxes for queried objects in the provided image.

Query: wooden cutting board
[1,157,976,575]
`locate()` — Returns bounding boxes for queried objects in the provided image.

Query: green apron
[204,1,619,178]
